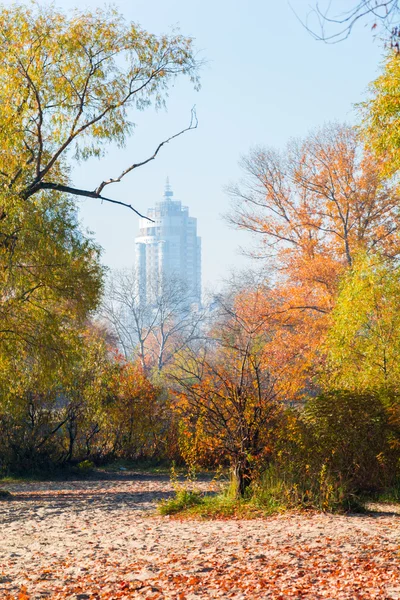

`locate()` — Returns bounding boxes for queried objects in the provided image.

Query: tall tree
[0,3,199,358]
[227,124,400,393]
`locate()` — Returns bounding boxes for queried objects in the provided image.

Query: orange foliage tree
[57,325,174,464]
[106,356,178,460]
[170,290,285,496]
[228,123,400,389]
[233,285,324,402]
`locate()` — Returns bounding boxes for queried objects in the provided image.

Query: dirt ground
[0,472,400,599]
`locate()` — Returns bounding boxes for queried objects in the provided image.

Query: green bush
[251,463,362,513]
[159,489,205,515]
[256,389,400,512]
[303,389,400,492]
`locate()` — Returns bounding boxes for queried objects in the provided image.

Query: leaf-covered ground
[0,472,399,599]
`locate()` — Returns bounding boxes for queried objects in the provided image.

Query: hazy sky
[10,0,385,291]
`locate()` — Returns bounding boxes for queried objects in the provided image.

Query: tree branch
[94,107,198,196]
[292,0,400,45]
[23,182,154,221]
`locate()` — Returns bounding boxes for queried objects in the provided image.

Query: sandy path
[0,473,399,599]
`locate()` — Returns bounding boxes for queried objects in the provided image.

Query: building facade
[134,180,201,305]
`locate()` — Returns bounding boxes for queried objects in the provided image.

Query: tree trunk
[232,458,252,497]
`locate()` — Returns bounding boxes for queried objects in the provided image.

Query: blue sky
[11,0,385,290]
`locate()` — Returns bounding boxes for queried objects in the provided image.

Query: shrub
[159,489,204,515]
[303,389,400,492]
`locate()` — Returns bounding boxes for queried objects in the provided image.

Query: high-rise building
[134,180,201,305]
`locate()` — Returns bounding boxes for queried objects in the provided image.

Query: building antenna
[164,176,173,198]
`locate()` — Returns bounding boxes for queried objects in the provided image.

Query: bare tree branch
[94,107,198,196]
[292,0,400,45]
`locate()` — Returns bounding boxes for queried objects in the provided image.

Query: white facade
[135,181,202,305]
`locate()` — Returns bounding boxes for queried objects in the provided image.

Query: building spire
[164,176,173,198]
